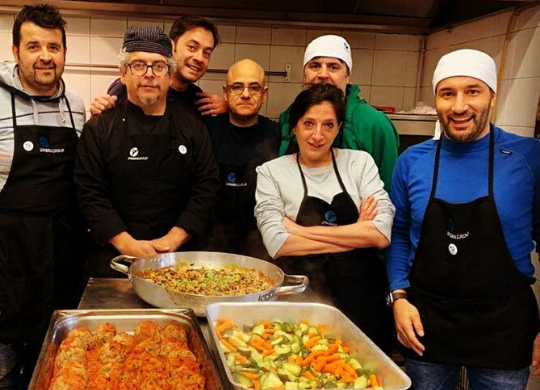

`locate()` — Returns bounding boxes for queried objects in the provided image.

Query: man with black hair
[0,4,85,388]
[91,15,227,116]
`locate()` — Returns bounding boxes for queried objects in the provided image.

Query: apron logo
[23,141,34,151]
[448,243,458,256]
[178,145,187,155]
[127,147,148,161]
[38,136,65,154]
[39,136,50,148]
[226,171,247,187]
[323,210,337,226]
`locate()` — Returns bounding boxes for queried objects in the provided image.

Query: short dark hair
[289,84,346,132]
[169,15,220,49]
[13,4,67,48]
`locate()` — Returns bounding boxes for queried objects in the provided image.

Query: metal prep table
[77,278,328,388]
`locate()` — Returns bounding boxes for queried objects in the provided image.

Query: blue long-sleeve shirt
[387,124,540,291]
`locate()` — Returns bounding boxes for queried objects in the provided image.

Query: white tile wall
[90,18,127,37]
[236,26,271,44]
[90,36,123,65]
[269,45,305,84]
[0,32,12,61]
[0,14,14,32]
[271,27,306,47]
[350,49,374,86]
[8,3,536,118]
[422,3,540,135]
[234,44,271,69]
[372,50,408,86]
[216,25,235,43]
[65,17,90,35]
[67,36,91,64]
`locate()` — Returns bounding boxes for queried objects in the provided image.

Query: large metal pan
[111,251,309,316]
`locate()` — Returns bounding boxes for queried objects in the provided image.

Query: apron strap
[296,148,350,198]
[430,126,495,201]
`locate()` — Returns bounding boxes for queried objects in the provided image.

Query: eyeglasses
[127,60,169,77]
[226,83,264,96]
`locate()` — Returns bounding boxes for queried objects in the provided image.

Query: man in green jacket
[279,35,399,191]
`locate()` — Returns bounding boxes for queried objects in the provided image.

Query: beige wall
[0,13,423,120]
[420,4,540,137]
[1,3,538,133]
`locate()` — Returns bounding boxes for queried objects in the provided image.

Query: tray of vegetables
[206,302,411,390]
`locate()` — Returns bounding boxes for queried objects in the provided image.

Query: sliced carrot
[262,348,276,356]
[215,328,223,339]
[295,355,303,365]
[304,370,316,381]
[252,378,261,390]
[369,374,379,388]
[216,319,235,333]
[304,335,322,348]
[317,354,341,363]
[240,371,260,380]
[220,338,237,352]
[235,354,248,364]
[227,337,245,348]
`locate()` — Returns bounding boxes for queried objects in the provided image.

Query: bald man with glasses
[197,59,280,259]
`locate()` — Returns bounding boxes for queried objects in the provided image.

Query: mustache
[138,82,159,88]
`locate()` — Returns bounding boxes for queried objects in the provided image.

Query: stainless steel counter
[78,277,327,310]
[77,278,327,389]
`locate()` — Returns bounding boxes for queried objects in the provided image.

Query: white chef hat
[303,35,353,72]
[432,49,497,93]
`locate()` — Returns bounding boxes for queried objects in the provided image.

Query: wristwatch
[388,290,408,306]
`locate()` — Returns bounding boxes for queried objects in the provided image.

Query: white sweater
[255,148,395,258]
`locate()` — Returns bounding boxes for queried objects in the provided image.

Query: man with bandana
[387,49,540,389]
[74,26,219,277]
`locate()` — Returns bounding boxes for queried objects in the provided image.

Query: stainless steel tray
[28,308,226,390]
[206,302,411,390]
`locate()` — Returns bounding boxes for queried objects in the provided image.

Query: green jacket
[278,84,399,191]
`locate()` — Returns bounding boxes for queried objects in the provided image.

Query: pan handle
[110,255,136,275]
[258,274,309,301]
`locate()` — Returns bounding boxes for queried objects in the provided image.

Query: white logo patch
[448,243,458,256]
[23,141,34,151]
[179,145,187,155]
[129,147,139,157]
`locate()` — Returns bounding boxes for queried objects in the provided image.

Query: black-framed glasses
[127,60,169,77]
[226,83,264,96]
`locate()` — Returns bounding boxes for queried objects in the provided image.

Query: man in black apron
[199,59,280,259]
[74,26,219,277]
[387,49,540,389]
[0,5,86,388]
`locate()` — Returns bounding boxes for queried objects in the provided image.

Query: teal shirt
[278,84,399,191]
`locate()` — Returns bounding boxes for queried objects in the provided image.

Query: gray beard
[139,96,159,106]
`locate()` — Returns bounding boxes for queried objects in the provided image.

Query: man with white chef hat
[386,48,540,389]
[278,34,399,191]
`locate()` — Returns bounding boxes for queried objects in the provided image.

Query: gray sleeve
[254,161,291,258]
[354,151,395,241]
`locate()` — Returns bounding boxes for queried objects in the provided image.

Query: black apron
[278,150,393,354]
[0,92,78,347]
[200,120,270,259]
[85,103,195,278]
[407,129,538,369]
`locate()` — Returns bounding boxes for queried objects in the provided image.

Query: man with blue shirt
[387,49,539,389]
